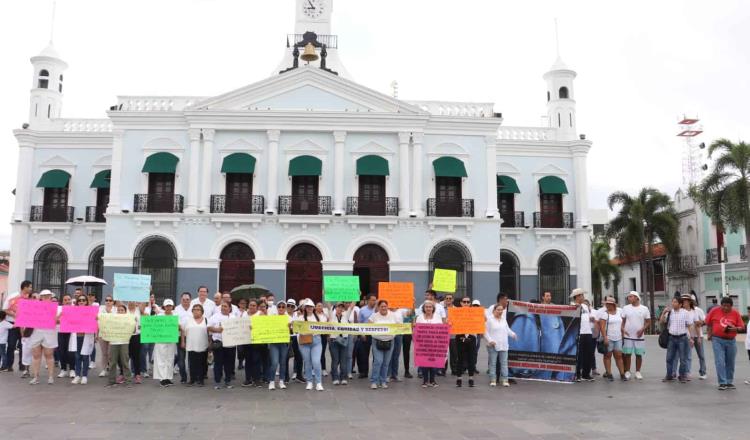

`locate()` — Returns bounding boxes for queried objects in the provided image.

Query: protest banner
[140,315,179,343]
[113,273,151,302]
[432,269,456,293]
[99,314,136,343]
[221,316,252,347]
[60,305,99,333]
[506,300,581,383]
[15,299,57,329]
[378,282,414,309]
[447,306,486,334]
[323,275,360,302]
[293,321,412,336]
[251,315,290,344]
[413,323,450,368]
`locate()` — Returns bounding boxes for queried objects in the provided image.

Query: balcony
[741,245,747,261]
[30,206,74,222]
[85,206,106,223]
[345,197,399,216]
[667,255,698,276]
[426,199,475,217]
[500,211,525,228]
[133,194,184,214]
[278,196,332,215]
[533,212,574,228]
[210,195,265,214]
[705,247,726,265]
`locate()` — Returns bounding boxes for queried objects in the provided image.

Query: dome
[549,56,570,72]
[36,42,63,60]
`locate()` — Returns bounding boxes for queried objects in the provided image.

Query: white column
[185,128,202,214]
[106,130,124,213]
[398,132,411,217]
[198,128,215,213]
[411,132,424,217]
[333,131,347,215]
[485,136,499,218]
[266,130,281,214]
[8,223,29,296]
[572,144,592,293]
[13,141,35,221]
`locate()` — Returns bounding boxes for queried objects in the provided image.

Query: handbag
[22,328,33,338]
[210,339,223,352]
[596,314,609,354]
[658,312,671,349]
[298,334,313,345]
[375,339,392,351]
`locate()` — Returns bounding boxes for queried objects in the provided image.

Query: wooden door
[219,243,255,293]
[225,173,253,213]
[540,194,562,228]
[286,244,322,302]
[498,193,515,227]
[96,188,110,222]
[358,176,386,215]
[292,176,318,215]
[148,173,175,213]
[43,186,68,221]
[353,244,389,296]
[436,177,461,217]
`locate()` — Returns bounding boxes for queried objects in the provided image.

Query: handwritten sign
[113,273,151,302]
[99,314,136,343]
[432,269,457,293]
[378,282,414,309]
[413,323,450,368]
[251,315,290,344]
[448,307,486,334]
[15,299,57,329]
[221,316,251,347]
[140,315,179,343]
[324,276,360,302]
[60,306,99,333]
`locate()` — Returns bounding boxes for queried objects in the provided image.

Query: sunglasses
[461,300,471,304]
[105,299,113,302]
[278,304,286,308]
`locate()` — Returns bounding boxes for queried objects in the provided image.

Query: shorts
[606,339,622,353]
[29,329,58,349]
[622,338,646,356]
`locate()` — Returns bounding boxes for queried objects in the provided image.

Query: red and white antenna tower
[677,115,705,187]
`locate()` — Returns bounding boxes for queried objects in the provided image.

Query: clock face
[302,0,326,19]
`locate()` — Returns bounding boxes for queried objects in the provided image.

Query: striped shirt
[667,308,694,336]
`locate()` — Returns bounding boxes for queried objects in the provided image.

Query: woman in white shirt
[329,302,355,385]
[97,295,116,377]
[68,294,96,385]
[126,302,143,384]
[207,302,236,390]
[153,299,178,387]
[181,303,209,387]
[316,302,331,377]
[295,299,325,391]
[368,300,400,389]
[599,296,626,381]
[266,301,292,390]
[416,300,443,387]
[571,289,595,381]
[29,289,59,385]
[484,304,517,387]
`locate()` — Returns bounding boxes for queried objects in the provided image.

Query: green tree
[591,239,620,306]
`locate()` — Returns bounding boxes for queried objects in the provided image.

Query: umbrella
[65,275,108,287]
[230,284,269,299]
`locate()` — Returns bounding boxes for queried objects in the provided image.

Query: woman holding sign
[416,300,443,388]
[153,299,178,387]
[295,299,325,391]
[68,295,96,385]
[181,304,209,387]
[28,289,59,385]
[485,304,517,387]
[368,300,399,389]
[208,302,237,390]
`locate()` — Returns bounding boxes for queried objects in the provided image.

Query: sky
[0,0,749,250]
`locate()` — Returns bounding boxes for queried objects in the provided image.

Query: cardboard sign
[140,315,179,343]
[413,323,450,368]
[378,282,414,309]
[448,307,486,334]
[113,273,151,302]
[60,306,99,333]
[323,275,360,302]
[15,299,57,329]
[432,269,457,293]
[221,316,252,347]
[99,314,136,343]
[293,321,413,336]
[251,315,290,344]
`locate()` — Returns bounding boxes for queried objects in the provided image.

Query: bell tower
[543,56,577,141]
[29,42,67,129]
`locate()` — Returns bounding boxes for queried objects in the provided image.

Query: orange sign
[378,282,414,309]
[448,307,486,335]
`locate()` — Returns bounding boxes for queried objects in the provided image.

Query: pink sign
[14,299,57,329]
[60,306,99,333]
[413,323,450,368]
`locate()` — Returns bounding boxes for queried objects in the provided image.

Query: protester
[705,296,744,390]
[443,294,457,376]
[388,305,411,382]
[28,289,58,385]
[368,299,399,389]
[107,304,134,386]
[68,294,95,385]
[208,301,236,390]
[97,295,116,377]
[621,291,651,380]
[416,300,443,387]
[315,302,330,376]
[241,300,262,388]
[56,294,74,379]
[287,299,304,383]
[126,301,143,384]
[174,292,192,384]
[295,299,325,391]
[2,281,33,372]
[190,286,216,319]
[267,300,291,390]
[329,303,353,385]
[683,294,707,380]
[599,296,626,381]
[153,299,178,387]
[455,297,478,387]
[485,304,517,387]
[355,294,377,378]
[401,305,414,379]
[570,289,594,382]
[181,303,209,387]
[0,311,11,369]
[660,296,696,383]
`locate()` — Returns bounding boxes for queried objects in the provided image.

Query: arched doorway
[500,250,520,299]
[219,243,255,294]
[286,243,323,303]
[33,244,67,295]
[429,240,472,298]
[88,246,105,301]
[538,251,570,304]
[133,237,177,303]
[353,244,389,296]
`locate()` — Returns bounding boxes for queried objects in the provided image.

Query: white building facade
[9,0,592,306]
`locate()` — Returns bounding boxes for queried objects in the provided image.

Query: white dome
[36,42,62,60]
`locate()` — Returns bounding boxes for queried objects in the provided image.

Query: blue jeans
[74,352,90,377]
[140,343,153,373]
[177,345,187,382]
[267,343,288,383]
[329,337,350,381]
[666,335,689,378]
[712,337,737,385]
[388,335,402,378]
[0,343,6,369]
[299,335,322,385]
[370,339,395,385]
[689,337,706,376]
[488,346,509,381]
[346,335,355,374]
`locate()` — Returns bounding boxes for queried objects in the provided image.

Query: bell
[300,43,319,63]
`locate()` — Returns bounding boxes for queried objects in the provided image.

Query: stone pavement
[0,337,747,440]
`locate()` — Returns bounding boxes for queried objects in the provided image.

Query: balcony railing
[533,212,574,228]
[500,211,525,228]
[345,197,399,216]
[288,33,338,49]
[278,196,332,215]
[30,206,74,222]
[705,247,726,265]
[210,195,265,214]
[667,255,698,276]
[133,194,184,213]
[86,206,106,223]
[426,199,475,217]
[741,245,747,261]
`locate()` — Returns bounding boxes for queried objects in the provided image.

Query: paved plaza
[0,337,747,440]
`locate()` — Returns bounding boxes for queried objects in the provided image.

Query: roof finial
[49,0,57,44]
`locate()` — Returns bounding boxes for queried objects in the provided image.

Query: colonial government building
[10,0,592,306]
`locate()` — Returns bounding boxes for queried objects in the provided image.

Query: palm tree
[690,139,750,295]
[606,188,680,326]
[591,239,620,306]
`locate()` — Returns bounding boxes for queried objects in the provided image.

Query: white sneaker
[502,380,510,387]
[624,371,631,380]
[348,374,353,379]
[268,381,276,390]
[89,362,96,369]
[47,377,54,385]
[341,380,348,385]
[381,384,389,389]
[291,373,297,380]
[143,372,150,378]
[635,371,643,380]
[305,382,313,390]
[490,381,497,387]
[81,377,88,385]
[370,383,377,389]
[71,376,81,385]
[57,371,67,378]
[699,374,707,380]
[98,369,108,377]
[332,380,340,385]
[69,370,76,378]
[29,377,39,385]
[279,381,286,389]
[315,383,324,391]
[322,371,328,377]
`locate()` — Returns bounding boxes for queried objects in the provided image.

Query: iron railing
[705,247,726,265]
[85,206,106,223]
[345,197,399,216]
[133,194,184,213]
[278,196,332,215]
[210,195,265,214]
[287,33,338,49]
[426,199,475,217]
[667,255,698,276]
[500,211,525,228]
[533,212,574,228]
[30,206,74,222]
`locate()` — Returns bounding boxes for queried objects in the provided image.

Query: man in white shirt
[1,280,33,372]
[416,290,446,319]
[214,292,240,317]
[266,293,278,315]
[174,292,193,384]
[685,294,707,379]
[190,286,216,318]
[621,291,651,380]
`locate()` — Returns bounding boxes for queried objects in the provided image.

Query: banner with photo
[506,300,581,383]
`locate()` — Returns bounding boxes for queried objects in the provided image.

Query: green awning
[432,157,467,178]
[356,155,389,176]
[37,169,71,188]
[497,175,520,194]
[288,155,322,176]
[221,153,256,174]
[90,170,111,189]
[539,176,568,194]
[142,152,179,173]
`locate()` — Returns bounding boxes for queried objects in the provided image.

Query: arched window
[538,251,570,304]
[58,74,63,93]
[429,240,472,298]
[546,91,550,102]
[88,246,105,301]
[38,69,49,89]
[353,244,389,295]
[33,244,67,295]
[133,237,177,303]
[500,251,520,299]
[559,86,569,99]
[219,243,255,294]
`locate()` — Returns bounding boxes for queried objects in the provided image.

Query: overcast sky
[1,0,749,250]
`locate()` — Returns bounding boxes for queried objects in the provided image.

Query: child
[0,311,12,369]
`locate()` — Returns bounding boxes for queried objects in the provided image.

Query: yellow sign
[99,314,136,343]
[251,315,291,344]
[432,269,457,293]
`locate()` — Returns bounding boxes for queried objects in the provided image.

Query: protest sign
[113,273,151,302]
[221,316,252,347]
[140,315,179,343]
[413,323,450,368]
[378,282,414,309]
[15,299,57,329]
[251,315,290,344]
[60,305,99,333]
[323,276,360,302]
[448,307,486,335]
[293,321,412,336]
[432,269,456,293]
[99,314,136,343]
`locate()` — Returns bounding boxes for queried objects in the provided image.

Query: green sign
[140,315,179,343]
[324,275,360,302]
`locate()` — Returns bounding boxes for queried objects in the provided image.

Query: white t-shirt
[689,307,706,338]
[579,304,592,335]
[600,310,623,342]
[0,320,13,344]
[416,314,443,324]
[621,304,651,340]
[2,292,19,323]
[369,311,400,341]
[190,298,216,318]
[212,304,240,317]
[174,303,192,323]
[416,301,446,319]
[182,316,209,352]
[207,313,232,342]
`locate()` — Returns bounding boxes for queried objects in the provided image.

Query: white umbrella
[65,275,108,287]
